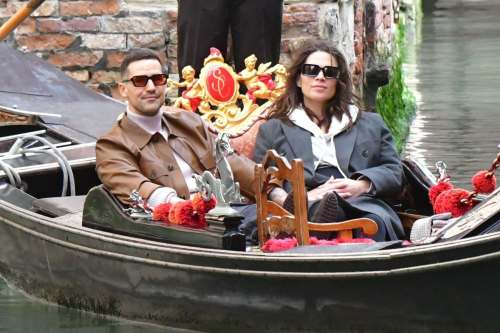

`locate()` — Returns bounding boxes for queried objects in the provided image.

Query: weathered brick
[81,34,126,49]
[384,13,392,29]
[282,25,308,39]
[283,5,292,14]
[289,4,317,13]
[354,39,363,56]
[307,24,318,36]
[0,8,8,19]
[166,9,177,20]
[169,29,177,45]
[294,13,318,23]
[128,33,166,48]
[48,51,103,67]
[91,70,121,84]
[355,7,364,23]
[60,0,120,16]
[39,17,100,33]
[64,70,90,82]
[167,44,177,59]
[88,84,105,94]
[280,39,291,53]
[109,85,125,100]
[15,18,36,34]
[7,1,58,17]
[17,34,76,51]
[101,17,163,33]
[169,60,178,75]
[107,52,127,68]
[282,14,294,25]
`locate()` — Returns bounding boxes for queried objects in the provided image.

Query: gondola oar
[0,0,46,42]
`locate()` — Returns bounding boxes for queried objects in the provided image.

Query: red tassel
[429,181,453,206]
[472,170,497,194]
[262,237,297,252]
[169,202,182,224]
[175,201,194,225]
[434,189,473,218]
[192,193,217,214]
[152,203,172,222]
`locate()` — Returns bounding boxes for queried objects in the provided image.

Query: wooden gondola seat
[33,195,86,217]
[255,150,379,247]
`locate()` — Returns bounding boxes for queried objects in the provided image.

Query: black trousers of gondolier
[177,0,283,78]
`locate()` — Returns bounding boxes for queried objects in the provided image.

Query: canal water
[0,278,175,332]
[1,0,500,331]
[403,0,500,189]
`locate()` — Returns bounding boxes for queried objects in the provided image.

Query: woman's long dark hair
[268,40,362,130]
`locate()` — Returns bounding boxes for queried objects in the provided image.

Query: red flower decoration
[195,213,208,228]
[152,203,172,222]
[192,193,217,214]
[175,201,194,225]
[472,170,497,194]
[169,202,181,224]
[429,181,453,206]
[434,188,473,218]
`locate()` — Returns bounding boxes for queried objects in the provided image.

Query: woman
[252,41,405,241]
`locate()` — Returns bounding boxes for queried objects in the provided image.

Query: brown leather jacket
[96,109,256,204]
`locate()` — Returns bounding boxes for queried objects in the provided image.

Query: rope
[2,135,75,196]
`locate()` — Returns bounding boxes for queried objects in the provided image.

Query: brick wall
[0,0,397,102]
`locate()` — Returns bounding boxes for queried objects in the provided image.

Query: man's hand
[169,196,186,205]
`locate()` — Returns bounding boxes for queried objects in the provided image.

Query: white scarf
[288,105,358,176]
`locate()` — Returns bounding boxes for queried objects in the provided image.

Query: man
[95,49,255,208]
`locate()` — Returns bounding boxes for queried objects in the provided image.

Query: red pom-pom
[175,201,194,225]
[472,170,497,194]
[262,237,297,252]
[188,213,208,228]
[169,202,182,224]
[434,189,473,218]
[192,193,217,214]
[429,182,453,205]
[152,203,172,222]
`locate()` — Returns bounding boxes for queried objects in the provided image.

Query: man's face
[119,59,165,117]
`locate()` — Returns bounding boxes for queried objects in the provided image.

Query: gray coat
[252,111,405,240]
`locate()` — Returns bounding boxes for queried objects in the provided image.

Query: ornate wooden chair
[254,150,379,247]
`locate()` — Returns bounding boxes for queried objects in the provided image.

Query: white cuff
[147,187,177,208]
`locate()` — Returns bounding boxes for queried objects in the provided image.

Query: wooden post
[0,0,46,42]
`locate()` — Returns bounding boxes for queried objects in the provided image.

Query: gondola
[2,38,500,333]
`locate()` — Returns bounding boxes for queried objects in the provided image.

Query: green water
[0,278,176,332]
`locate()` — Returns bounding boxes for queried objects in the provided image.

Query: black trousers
[177,0,283,76]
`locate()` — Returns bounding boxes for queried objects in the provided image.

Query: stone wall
[0,0,398,103]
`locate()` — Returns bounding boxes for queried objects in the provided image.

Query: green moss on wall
[376,22,418,153]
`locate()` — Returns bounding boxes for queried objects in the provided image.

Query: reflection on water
[403,0,500,189]
[0,278,175,332]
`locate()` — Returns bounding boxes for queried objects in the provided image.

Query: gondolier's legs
[177,0,283,76]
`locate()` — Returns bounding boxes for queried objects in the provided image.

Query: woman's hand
[308,177,371,201]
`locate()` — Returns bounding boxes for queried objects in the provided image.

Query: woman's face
[297,51,339,110]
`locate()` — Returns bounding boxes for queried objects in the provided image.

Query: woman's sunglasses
[122,74,168,87]
[301,64,340,79]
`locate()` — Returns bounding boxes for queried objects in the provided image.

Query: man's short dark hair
[120,49,164,79]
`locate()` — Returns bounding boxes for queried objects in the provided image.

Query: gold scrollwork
[168,48,287,133]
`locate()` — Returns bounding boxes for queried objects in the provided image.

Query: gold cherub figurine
[168,66,204,112]
[237,54,282,103]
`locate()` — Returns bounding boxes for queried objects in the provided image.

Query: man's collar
[119,113,153,149]
[119,109,187,148]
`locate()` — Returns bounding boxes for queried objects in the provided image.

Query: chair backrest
[254,150,311,246]
[255,151,380,248]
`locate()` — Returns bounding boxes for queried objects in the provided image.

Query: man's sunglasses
[301,64,340,79]
[122,74,168,87]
